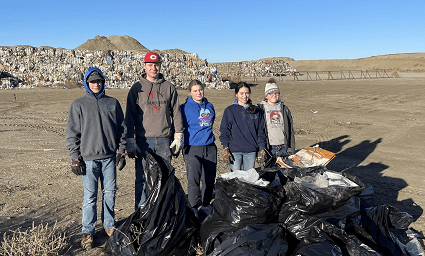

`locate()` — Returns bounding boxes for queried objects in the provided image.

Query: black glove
[70,156,85,175]
[116,153,126,171]
[126,138,141,159]
[223,148,234,165]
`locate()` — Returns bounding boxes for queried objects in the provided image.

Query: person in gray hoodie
[65,67,126,250]
[125,52,184,210]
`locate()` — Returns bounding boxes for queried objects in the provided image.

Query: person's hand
[256,149,266,165]
[126,138,141,158]
[70,156,85,175]
[223,148,234,165]
[170,133,183,157]
[116,153,126,171]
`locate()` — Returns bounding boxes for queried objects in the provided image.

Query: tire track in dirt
[0,122,66,136]
[0,102,30,115]
[1,115,68,125]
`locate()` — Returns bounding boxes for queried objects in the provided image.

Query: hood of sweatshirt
[233,98,251,110]
[185,96,208,108]
[84,67,106,98]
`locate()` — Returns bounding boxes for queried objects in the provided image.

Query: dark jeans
[183,143,217,208]
[266,144,288,162]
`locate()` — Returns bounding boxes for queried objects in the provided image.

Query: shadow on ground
[316,135,423,222]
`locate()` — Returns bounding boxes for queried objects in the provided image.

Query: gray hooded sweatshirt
[125,73,183,139]
[65,67,126,160]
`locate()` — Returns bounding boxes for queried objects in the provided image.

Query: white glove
[169,133,183,156]
[126,138,141,158]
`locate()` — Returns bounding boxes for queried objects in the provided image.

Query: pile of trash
[214,60,297,79]
[0,46,295,90]
[106,149,423,255]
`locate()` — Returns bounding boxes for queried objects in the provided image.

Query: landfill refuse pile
[0,46,295,90]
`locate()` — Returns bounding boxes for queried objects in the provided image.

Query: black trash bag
[293,220,382,256]
[293,240,344,256]
[318,221,383,256]
[200,169,286,247]
[204,223,289,256]
[279,167,365,223]
[353,204,411,256]
[105,152,199,256]
[283,196,362,240]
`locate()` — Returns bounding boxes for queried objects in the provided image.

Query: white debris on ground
[0,46,295,90]
[221,168,270,186]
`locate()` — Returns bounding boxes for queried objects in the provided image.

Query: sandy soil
[1,72,424,255]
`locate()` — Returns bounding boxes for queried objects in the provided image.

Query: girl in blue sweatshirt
[219,82,266,171]
[181,80,217,217]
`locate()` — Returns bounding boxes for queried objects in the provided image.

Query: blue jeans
[230,152,256,171]
[135,137,172,210]
[81,156,117,234]
[269,145,288,157]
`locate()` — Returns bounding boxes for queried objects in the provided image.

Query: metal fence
[292,70,392,81]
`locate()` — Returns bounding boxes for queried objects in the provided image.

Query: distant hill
[75,35,149,51]
[288,52,425,72]
[74,35,191,56]
[259,57,295,62]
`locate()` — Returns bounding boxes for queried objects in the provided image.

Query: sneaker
[81,234,94,250]
[104,228,114,237]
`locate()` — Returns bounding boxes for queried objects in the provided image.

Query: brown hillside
[107,35,149,52]
[75,35,149,51]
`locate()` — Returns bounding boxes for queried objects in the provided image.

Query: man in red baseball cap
[143,52,161,82]
[124,52,184,210]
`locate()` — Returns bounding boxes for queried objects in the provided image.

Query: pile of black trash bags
[106,152,415,256]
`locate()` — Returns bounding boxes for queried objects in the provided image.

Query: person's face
[266,92,280,105]
[88,79,102,94]
[189,84,204,103]
[143,62,161,81]
[236,87,250,106]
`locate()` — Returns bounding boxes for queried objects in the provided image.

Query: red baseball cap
[144,52,161,63]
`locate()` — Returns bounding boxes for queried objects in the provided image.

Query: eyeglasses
[268,92,280,96]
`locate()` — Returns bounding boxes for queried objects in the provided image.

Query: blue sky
[1,0,424,63]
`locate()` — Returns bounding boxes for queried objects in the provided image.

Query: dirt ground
[1,73,424,255]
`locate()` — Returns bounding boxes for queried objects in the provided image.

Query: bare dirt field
[1,72,424,255]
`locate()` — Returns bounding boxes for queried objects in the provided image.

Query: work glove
[70,156,85,175]
[126,138,141,158]
[116,153,126,171]
[256,149,266,166]
[223,147,234,165]
[170,133,183,157]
